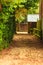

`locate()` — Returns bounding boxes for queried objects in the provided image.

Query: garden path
[0,34,43,65]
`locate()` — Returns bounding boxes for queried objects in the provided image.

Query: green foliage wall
[33,19,42,39]
[0,1,15,50]
[37,19,42,38]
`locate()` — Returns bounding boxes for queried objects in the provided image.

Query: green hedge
[33,20,42,39]
[0,2,15,50]
[33,28,41,37]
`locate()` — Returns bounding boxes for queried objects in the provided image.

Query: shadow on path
[12,34,43,49]
[0,34,43,65]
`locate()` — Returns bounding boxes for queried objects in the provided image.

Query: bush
[33,20,42,39]
[0,1,15,50]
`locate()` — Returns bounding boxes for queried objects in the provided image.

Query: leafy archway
[0,0,39,50]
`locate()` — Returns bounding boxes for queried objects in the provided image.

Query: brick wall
[16,22,36,33]
[16,23,28,32]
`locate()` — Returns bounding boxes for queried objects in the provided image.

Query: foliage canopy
[0,0,39,50]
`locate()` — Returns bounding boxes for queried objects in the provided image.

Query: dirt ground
[0,34,43,65]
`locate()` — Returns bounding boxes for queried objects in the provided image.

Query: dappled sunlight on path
[0,34,43,65]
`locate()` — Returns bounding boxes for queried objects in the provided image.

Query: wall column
[40,0,43,40]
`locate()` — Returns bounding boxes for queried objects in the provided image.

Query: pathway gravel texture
[0,34,43,65]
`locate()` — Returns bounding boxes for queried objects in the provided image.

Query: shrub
[0,1,15,50]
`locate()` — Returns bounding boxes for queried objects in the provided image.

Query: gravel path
[0,34,43,65]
